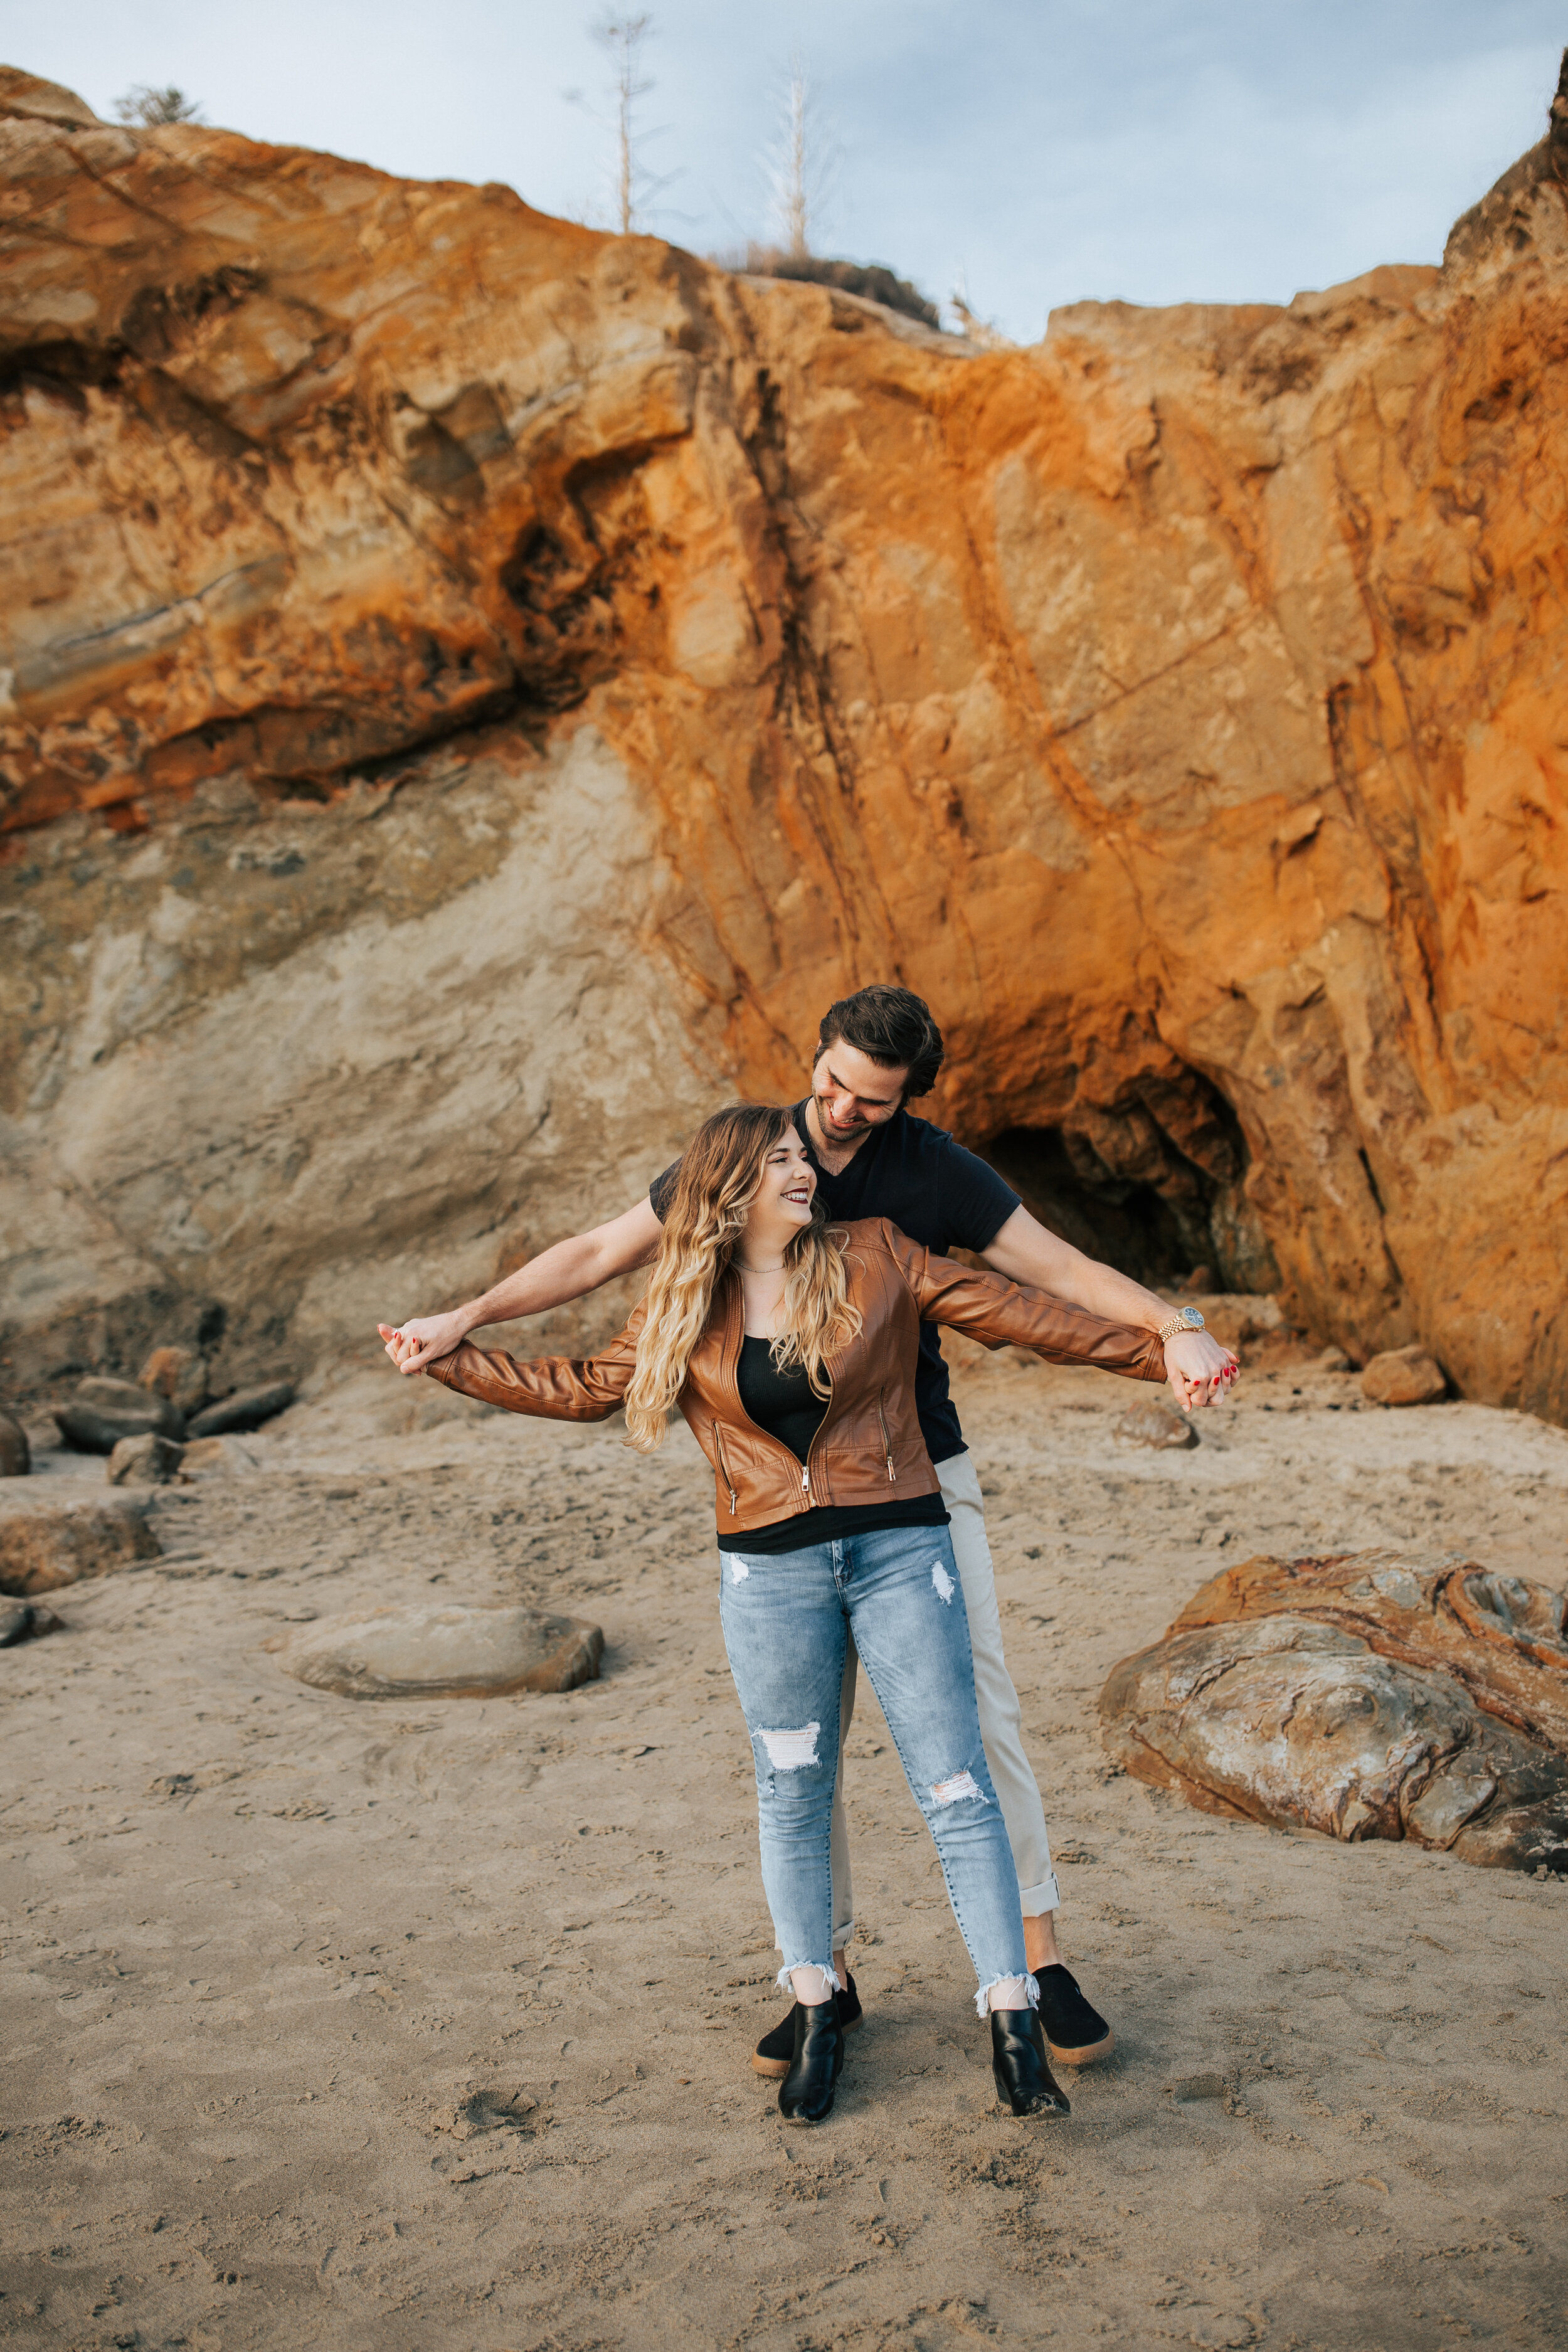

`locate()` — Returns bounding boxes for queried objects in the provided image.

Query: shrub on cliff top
[743,244,941,331]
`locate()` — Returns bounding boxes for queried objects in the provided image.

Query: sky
[6,1,1563,341]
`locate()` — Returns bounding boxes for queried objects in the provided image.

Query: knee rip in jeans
[756,1722,821,1771]
[931,1767,982,1806]
[931,1558,955,1602]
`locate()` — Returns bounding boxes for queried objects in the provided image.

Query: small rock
[187,1380,295,1439]
[1315,1345,1353,1372]
[56,1377,184,1456]
[1115,1397,1199,1450]
[0,1500,161,1596]
[178,1434,260,1478]
[139,1345,209,1416]
[1361,1345,1446,1407]
[0,1599,63,1647]
[0,1408,29,1477]
[107,1433,186,1486]
[266,1601,604,1700]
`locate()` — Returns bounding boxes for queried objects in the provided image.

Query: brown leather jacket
[429,1217,1167,1534]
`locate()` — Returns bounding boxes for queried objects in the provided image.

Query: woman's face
[744,1125,817,1247]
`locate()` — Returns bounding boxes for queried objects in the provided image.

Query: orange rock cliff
[1,61,1565,1413]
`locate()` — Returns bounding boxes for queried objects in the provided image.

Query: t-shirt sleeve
[938,1136,1022,1253]
[648,1160,681,1222]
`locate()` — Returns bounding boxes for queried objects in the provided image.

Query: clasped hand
[1163,1328,1238,1412]
[376,1313,467,1375]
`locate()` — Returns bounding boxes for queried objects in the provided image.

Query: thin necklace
[735,1258,786,1273]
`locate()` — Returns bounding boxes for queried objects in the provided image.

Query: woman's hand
[377,1313,468,1374]
[1164,1328,1238,1412]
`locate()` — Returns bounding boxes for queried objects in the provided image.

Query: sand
[3,1344,1566,2351]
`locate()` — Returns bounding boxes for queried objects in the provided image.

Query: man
[386,986,1236,2071]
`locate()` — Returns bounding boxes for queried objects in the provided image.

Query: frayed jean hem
[776,1960,843,1996]
[975,1970,1039,2018]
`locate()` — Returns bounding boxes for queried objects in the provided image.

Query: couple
[381,988,1236,2122]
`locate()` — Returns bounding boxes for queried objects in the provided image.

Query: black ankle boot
[990,2006,1070,2119]
[778,1998,844,2124]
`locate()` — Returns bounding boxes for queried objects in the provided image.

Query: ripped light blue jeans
[719,1523,1029,2014]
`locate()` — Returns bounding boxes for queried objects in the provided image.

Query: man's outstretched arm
[979,1204,1236,1410]
[382,1197,663,1374]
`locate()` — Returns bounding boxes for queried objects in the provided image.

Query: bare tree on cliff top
[114,84,204,126]
[593,11,659,235]
[767,50,835,259]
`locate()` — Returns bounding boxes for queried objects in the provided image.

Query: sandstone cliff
[2,62,1565,1414]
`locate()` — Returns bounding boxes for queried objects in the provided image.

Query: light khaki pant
[829,1448,1059,1948]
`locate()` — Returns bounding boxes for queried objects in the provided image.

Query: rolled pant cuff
[1019,1873,1061,1915]
[831,1921,854,1951]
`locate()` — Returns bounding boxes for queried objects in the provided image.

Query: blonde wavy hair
[623,1103,862,1452]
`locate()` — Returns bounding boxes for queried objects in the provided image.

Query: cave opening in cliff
[983,1071,1278,1296]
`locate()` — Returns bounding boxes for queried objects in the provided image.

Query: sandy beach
[3,1342,1566,2350]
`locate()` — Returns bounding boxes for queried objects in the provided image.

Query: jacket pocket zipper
[714,1425,738,1515]
[877,1387,896,1483]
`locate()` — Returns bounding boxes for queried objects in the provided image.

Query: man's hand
[374,1196,664,1380]
[1164,1328,1237,1412]
[378,1314,468,1375]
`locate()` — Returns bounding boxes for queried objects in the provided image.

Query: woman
[379,1106,1170,2126]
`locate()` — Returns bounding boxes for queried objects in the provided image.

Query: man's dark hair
[815,985,945,1101]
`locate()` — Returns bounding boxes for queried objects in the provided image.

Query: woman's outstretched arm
[375,1309,643,1423]
[876,1225,1175,1384]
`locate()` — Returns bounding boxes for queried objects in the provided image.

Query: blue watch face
[1182,1307,1205,1330]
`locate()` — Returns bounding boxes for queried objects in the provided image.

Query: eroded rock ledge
[2,61,1566,1411]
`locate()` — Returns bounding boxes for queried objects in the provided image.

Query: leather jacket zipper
[877,1385,896,1483]
[713,1423,738,1515]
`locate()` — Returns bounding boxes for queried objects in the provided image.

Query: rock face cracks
[2,62,1566,1406]
[1100,1550,1568,1875]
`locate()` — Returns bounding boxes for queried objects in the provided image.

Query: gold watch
[1156,1306,1206,1345]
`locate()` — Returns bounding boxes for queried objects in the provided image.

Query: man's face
[809,1039,908,1144]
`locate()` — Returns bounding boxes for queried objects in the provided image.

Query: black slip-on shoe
[778,1998,845,2124]
[1035,1962,1115,2065]
[991,2006,1071,2119]
[751,1970,862,2079]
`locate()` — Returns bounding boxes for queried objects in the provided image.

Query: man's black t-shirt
[649,1101,1021,1463]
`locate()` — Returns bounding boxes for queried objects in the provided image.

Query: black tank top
[719,1335,950,1556]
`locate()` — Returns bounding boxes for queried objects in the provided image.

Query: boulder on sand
[0,1599,64,1647]
[267,1602,604,1700]
[1361,1346,1447,1407]
[56,1377,184,1455]
[0,1499,161,1596]
[139,1346,209,1417]
[187,1381,295,1439]
[0,1409,28,1477]
[1115,1397,1199,1451]
[1100,1550,1568,1875]
[107,1433,185,1486]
